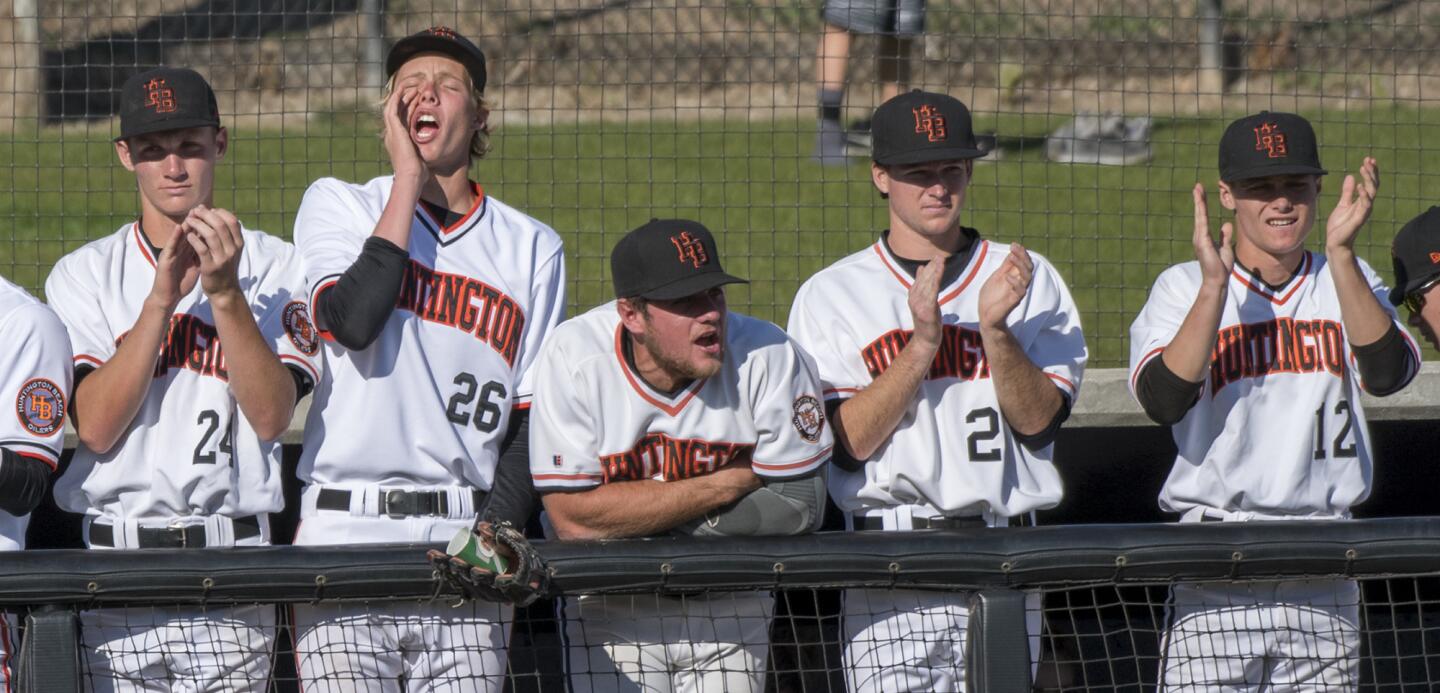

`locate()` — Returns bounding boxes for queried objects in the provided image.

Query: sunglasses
[1403,274,1440,314]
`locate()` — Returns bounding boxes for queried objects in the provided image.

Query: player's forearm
[73,300,172,453]
[833,335,938,460]
[373,174,423,248]
[1159,283,1227,382]
[1326,247,1392,347]
[980,324,1063,436]
[542,470,761,540]
[208,290,296,441]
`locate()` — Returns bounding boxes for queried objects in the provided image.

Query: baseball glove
[428,518,550,606]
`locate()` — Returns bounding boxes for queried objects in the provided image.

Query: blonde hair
[378,71,493,162]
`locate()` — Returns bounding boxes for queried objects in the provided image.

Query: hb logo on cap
[913,106,947,143]
[426,26,459,39]
[1253,122,1287,159]
[670,232,709,268]
[144,78,176,114]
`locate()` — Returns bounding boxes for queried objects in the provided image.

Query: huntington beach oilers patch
[16,378,64,437]
[792,395,824,443]
[283,301,320,356]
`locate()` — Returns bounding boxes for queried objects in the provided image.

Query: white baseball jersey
[0,276,73,550]
[1129,252,1419,518]
[788,237,1087,518]
[294,176,566,490]
[530,302,833,493]
[45,222,321,521]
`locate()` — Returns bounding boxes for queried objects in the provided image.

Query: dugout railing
[5,517,1440,692]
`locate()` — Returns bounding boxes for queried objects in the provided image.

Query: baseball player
[0,273,72,684]
[43,67,321,692]
[529,218,832,692]
[290,27,566,692]
[788,90,1088,692]
[1388,206,1440,351]
[1128,112,1418,690]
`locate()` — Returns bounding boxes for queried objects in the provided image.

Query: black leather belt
[854,515,990,531]
[89,515,261,548]
[317,488,485,518]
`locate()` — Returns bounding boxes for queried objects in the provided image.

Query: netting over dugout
[3,0,1438,366]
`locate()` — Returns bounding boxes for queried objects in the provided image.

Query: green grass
[5,107,1440,367]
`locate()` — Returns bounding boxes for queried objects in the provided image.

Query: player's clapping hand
[182,205,245,299]
[383,85,429,186]
[1192,183,1235,288]
[908,256,945,349]
[149,222,202,309]
[979,243,1034,330]
[1325,156,1379,252]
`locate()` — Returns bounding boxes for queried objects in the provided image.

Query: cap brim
[875,146,988,165]
[634,272,748,301]
[1222,163,1328,182]
[386,37,486,88]
[115,117,220,142]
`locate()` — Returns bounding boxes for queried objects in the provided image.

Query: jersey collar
[131,221,159,268]
[873,235,990,305]
[612,324,707,417]
[414,182,486,247]
[1230,251,1312,305]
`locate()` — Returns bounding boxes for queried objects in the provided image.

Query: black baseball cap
[871,90,987,165]
[115,67,221,142]
[387,26,487,93]
[1218,111,1327,182]
[1388,206,1440,306]
[611,219,747,300]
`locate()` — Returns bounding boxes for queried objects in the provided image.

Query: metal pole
[1198,0,1225,95]
[360,0,386,91]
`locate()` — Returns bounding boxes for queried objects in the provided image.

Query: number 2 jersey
[0,276,72,549]
[529,302,832,494]
[1128,252,1420,519]
[294,176,565,489]
[45,222,322,521]
[788,236,1088,518]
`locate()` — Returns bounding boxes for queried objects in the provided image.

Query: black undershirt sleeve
[287,366,314,403]
[479,412,538,529]
[1353,322,1416,397]
[314,237,410,351]
[0,449,51,516]
[69,364,95,428]
[825,399,867,473]
[1134,355,1205,425]
[1010,394,1071,451]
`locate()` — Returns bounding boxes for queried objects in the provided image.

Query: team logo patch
[143,78,176,114]
[15,378,65,437]
[283,301,320,356]
[670,232,709,268]
[912,105,947,142]
[1252,122,1287,159]
[791,395,824,443]
[1429,252,1440,265]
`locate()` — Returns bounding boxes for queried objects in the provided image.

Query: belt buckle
[167,519,190,548]
[383,489,412,519]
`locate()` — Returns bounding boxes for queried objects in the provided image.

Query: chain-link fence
[3,0,1437,366]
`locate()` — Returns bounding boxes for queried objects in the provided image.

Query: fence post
[966,590,1031,693]
[1197,0,1225,95]
[360,0,386,91]
[0,0,44,132]
[16,605,81,693]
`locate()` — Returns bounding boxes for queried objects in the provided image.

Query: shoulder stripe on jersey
[871,240,991,305]
[533,472,604,482]
[1,439,59,457]
[74,354,105,368]
[1129,346,1167,394]
[279,354,321,385]
[14,450,58,471]
[613,325,706,417]
[309,276,342,342]
[1230,251,1311,305]
[131,222,157,268]
[823,386,858,396]
[1044,372,1076,395]
[753,446,833,473]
